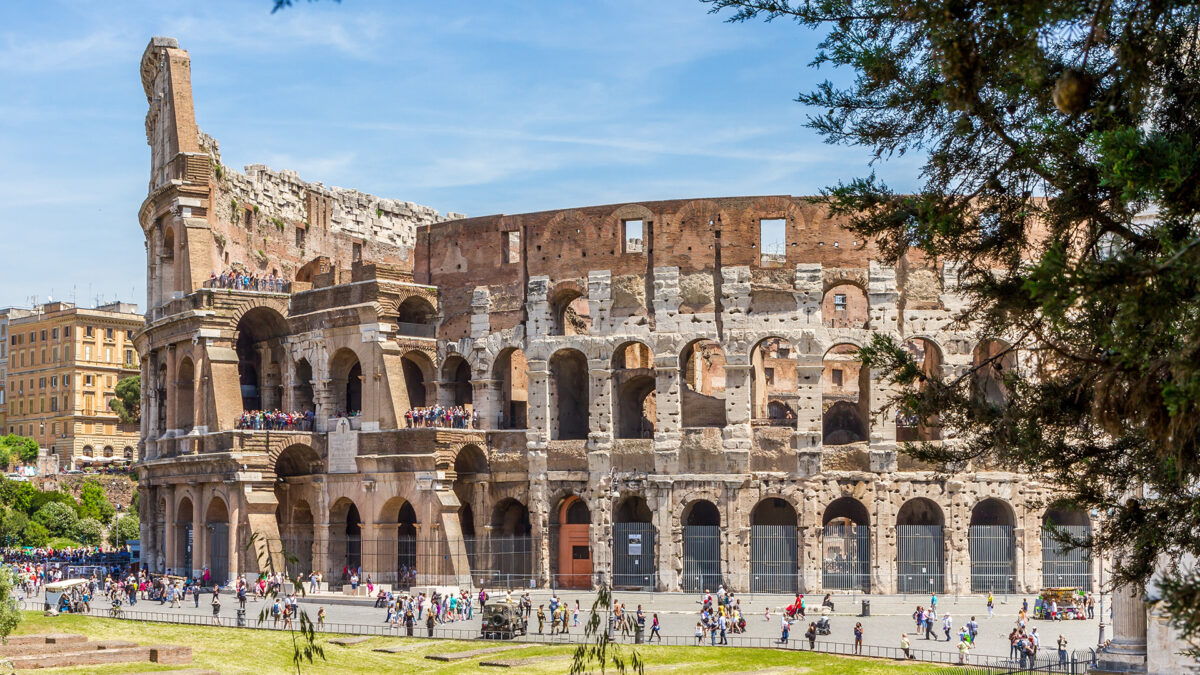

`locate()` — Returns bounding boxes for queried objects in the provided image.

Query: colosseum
[134,37,1097,597]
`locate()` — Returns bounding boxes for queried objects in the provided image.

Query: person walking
[537,605,546,634]
[1057,634,1069,664]
[404,608,415,636]
[650,613,661,642]
[211,589,222,626]
[900,634,913,659]
[924,608,936,640]
[805,622,816,650]
[942,613,953,641]
[718,613,728,646]
[426,609,436,637]
[957,636,970,664]
[987,592,995,618]
[192,583,200,608]
[967,616,979,643]
[853,622,864,655]
[930,593,938,618]
[779,615,791,645]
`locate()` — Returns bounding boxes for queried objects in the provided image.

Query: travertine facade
[135,37,1100,598]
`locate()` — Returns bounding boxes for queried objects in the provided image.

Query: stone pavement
[45,590,1108,662]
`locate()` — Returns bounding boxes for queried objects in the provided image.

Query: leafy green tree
[109,375,140,425]
[0,480,36,515]
[0,509,27,548]
[128,490,139,518]
[77,480,115,523]
[0,566,22,638]
[706,0,1200,648]
[33,502,78,539]
[0,435,38,464]
[22,521,48,548]
[73,518,103,547]
[109,513,139,548]
[29,490,78,517]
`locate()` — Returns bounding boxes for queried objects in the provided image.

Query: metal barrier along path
[969,525,1016,593]
[681,525,721,593]
[750,525,798,594]
[897,525,945,593]
[1041,526,1092,591]
[612,522,656,590]
[822,524,870,592]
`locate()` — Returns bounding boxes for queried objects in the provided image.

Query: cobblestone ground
[37,589,1109,662]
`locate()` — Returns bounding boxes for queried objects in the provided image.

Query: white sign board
[628,533,642,556]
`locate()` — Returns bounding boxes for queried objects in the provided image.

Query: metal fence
[1041,527,1091,591]
[932,649,1098,675]
[897,525,945,593]
[21,599,1096,669]
[681,526,722,592]
[822,524,870,592]
[612,523,656,589]
[750,525,798,593]
[969,525,1016,593]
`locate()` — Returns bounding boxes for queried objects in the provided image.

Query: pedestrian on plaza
[967,616,979,643]
[805,622,817,650]
[900,634,913,659]
[942,613,953,641]
[913,606,924,634]
[1031,627,1041,656]
[779,615,791,645]
[426,609,435,637]
[1009,628,1020,661]
[1087,593,1095,620]
[650,613,661,642]
[924,609,935,640]
[718,613,728,645]
[695,621,704,645]
[237,582,246,610]
[957,636,970,664]
[987,592,995,618]
[537,604,546,634]
[853,622,864,655]
[404,608,415,636]
[573,600,580,627]
[317,606,326,628]
[930,593,938,618]
[192,583,200,608]
[211,589,222,626]
[1057,635,1069,664]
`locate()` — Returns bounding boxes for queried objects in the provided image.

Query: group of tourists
[692,586,746,645]
[404,406,478,429]
[378,587,478,635]
[207,270,289,293]
[536,594,583,635]
[236,409,315,431]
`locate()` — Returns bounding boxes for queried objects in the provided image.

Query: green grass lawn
[9,611,940,674]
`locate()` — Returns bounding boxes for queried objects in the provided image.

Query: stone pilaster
[526,276,552,338]
[653,359,681,474]
[588,362,613,451]
[721,361,753,472]
[526,360,550,448]
[652,266,682,333]
[588,270,613,334]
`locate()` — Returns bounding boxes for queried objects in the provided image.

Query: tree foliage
[0,435,38,464]
[109,514,139,548]
[77,480,115,523]
[570,582,644,675]
[33,502,79,539]
[109,375,141,426]
[0,566,22,639]
[73,518,103,546]
[705,0,1200,651]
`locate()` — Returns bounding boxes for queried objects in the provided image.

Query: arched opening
[750,497,798,593]
[160,225,177,298]
[176,357,195,432]
[969,498,1017,592]
[441,355,473,408]
[329,498,362,583]
[274,444,320,478]
[1042,503,1092,590]
[284,499,314,578]
[204,497,230,586]
[680,339,727,428]
[613,341,655,439]
[397,502,418,587]
[613,496,656,589]
[293,358,315,414]
[401,351,433,411]
[897,498,945,593]
[396,296,436,325]
[156,363,167,435]
[329,348,362,416]
[822,344,869,445]
[176,496,194,575]
[822,282,869,329]
[493,348,529,429]
[235,307,289,412]
[123,446,134,461]
[896,338,943,441]
[973,340,1016,406]
[822,497,871,592]
[488,498,533,586]
[751,337,797,426]
[549,349,589,440]
[555,496,592,589]
[550,288,591,336]
[681,500,721,592]
[452,444,487,571]
[82,445,93,457]
[103,446,114,458]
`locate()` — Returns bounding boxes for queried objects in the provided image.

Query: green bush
[33,502,78,538]
[0,435,37,464]
[77,480,115,522]
[73,518,103,546]
[22,521,48,548]
[0,480,36,515]
[109,513,139,547]
[29,489,77,517]
[47,536,81,550]
[0,509,28,547]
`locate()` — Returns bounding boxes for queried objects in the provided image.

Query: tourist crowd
[404,406,478,429]
[236,409,315,431]
[206,270,289,293]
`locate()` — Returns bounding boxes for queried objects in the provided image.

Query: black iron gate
[750,525,798,593]
[682,525,721,592]
[612,523,656,589]
[1041,525,1091,590]
[970,525,1016,593]
[208,523,228,585]
[822,524,870,591]
[897,525,944,593]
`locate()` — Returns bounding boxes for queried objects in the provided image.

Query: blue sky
[0,0,919,310]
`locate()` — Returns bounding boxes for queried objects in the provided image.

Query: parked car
[480,601,528,639]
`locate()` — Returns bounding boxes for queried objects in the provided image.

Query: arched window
[549,349,589,440]
[613,342,655,439]
[680,339,726,428]
[823,344,869,445]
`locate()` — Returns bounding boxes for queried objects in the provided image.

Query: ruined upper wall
[417,196,908,340]
[138,37,458,310]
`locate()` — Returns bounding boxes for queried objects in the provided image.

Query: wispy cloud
[0,29,127,73]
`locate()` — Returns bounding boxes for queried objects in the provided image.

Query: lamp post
[1091,508,1106,647]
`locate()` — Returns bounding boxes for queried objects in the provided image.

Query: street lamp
[1091,508,1105,647]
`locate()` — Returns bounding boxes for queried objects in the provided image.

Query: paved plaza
[40,589,1108,662]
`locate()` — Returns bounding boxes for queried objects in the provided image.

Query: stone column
[472,378,500,430]
[164,345,178,435]
[721,362,752,472]
[526,360,550,447]
[164,487,177,574]
[653,360,681,474]
[228,497,241,583]
[191,487,205,578]
[1091,581,1147,673]
[588,363,613,451]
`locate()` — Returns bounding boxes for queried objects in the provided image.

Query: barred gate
[682,525,721,592]
[465,535,534,588]
[897,525,944,593]
[208,524,229,584]
[969,525,1016,592]
[750,525,798,593]
[1042,526,1091,590]
[822,524,870,591]
[612,523,656,589]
